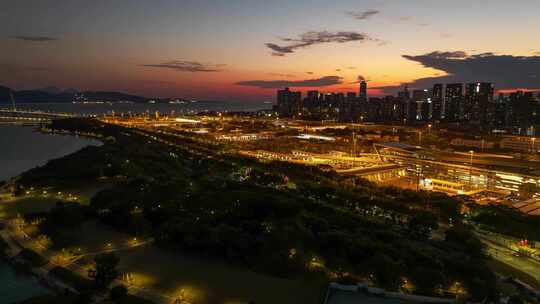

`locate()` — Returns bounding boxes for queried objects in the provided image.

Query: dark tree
[94,252,120,288]
[365,254,403,291]
[409,267,445,294]
[445,225,485,258]
[408,212,439,240]
[110,284,128,302]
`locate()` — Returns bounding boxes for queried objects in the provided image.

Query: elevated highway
[0,109,76,125]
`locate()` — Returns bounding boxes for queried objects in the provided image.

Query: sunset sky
[2,0,540,102]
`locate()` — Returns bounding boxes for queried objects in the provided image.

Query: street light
[532,137,536,153]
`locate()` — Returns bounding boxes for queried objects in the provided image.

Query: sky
[1,0,540,102]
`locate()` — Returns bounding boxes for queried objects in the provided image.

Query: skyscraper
[397,85,411,100]
[340,92,357,121]
[304,90,320,117]
[306,90,319,101]
[465,82,494,124]
[412,89,430,121]
[277,88,302,117]
[444,83,463,121]
[509,91,536,127]
[359,80,367,102]
[431,84,443,121]
[397,85,411,123]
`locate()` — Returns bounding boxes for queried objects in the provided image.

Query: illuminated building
[444,83,463,121]
[431,84,443,121]
[359,80,367,102]
[277,88,302,117]
[412,89,430,121]
[465,82,494,124]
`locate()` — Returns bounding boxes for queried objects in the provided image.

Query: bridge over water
[0,109,76,125]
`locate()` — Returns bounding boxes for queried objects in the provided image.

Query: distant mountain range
[0,85,151,103]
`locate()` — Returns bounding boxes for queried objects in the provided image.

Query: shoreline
[0,124,103,301]
[0,223,76,301]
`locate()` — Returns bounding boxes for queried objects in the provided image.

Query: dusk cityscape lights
[1,1,540,304]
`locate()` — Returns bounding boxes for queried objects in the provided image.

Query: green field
[0,196,59,219]
[69,244,326,304]
[0,180,115,219]
[115,246,326,304]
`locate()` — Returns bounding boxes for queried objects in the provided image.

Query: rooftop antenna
[9,90,16,111]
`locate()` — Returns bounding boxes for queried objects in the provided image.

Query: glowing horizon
[1,0,540,102]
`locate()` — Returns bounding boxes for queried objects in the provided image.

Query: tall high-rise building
[465,82,494,124]
[307,90,319,101]
[412,89,430,121]
[304,90,320,116]
[509,91,536,127]
[277,88,302,117]
[397,85,411,100]
[397,85,411,123]
[340,92,357,121]
[444,83,463,121]
[431,84,443,121]
[359,80,367,102]
[493,93,508,128]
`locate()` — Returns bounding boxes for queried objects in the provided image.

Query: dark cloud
[345,9,380,20]
[267,73,296,78]
[347,66,357,70]
[401,51,467,62]
[306,72,314,75]
[336,69,342,72]
[266,31,372,56]
[236,76,343,89]
[377,51,540,94]
[141,61,224,72]
[11,36,58,42]
[350,75,367,84]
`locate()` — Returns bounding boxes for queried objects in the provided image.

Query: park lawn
[51,220,136,254]
[70,242,326,304]
[50,179,118,205]
[115,245,326,304]
[0,180,116,220]
[488,259,540,290]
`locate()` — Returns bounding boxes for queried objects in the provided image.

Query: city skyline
[2,0,540,102]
